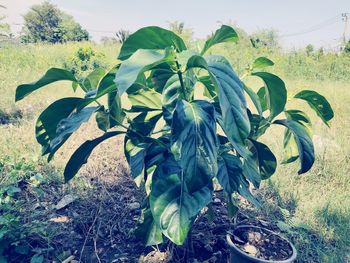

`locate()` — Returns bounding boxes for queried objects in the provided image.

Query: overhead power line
[280,14,343,38]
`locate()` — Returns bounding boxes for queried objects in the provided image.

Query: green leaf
[217,153,242,193]
[201,25,238,55]
[274,119,314,174]
[257,87,268,112]
[124,139,149,186]
[285,110,312,135]
[198,75,217,99]
[208,58,250,156]
[250,140,277,180]
[150,156,212,245]
[171,100,218,192]
[281,129,299,164]
[128,89,162,111]
[36,98,83,155]
[252,57,274,71]
[108,90,125,127]
[217,153,260,206]
[282,110,312,164]
[82,68,106,91]
[252,72,287,120]
[162,75,195,125]
[242,154,261,188]
[118,26,186,60]
[243,84,262,116]
[115,49,173,95]
[95,108,110,132]
[148,63,175,92]
[16,68,78,101]
[294,90,334,126]
[48,106,99,161]
[135,207,164,246]
[130,111,162,136]
[64,131,124,182]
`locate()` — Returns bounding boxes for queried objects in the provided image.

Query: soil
[5,136,295,262]
[230,226,294,261]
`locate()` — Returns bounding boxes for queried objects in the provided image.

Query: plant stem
[175,61,186,99]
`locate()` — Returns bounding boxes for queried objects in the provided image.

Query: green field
[0,41,349,262]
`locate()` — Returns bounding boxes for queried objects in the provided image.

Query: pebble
[243,244,258,255]
[213,198,221,204]
[127,202,140,210]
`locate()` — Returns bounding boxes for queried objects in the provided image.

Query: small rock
[213,198,221,204]
[243,244,258,256]
[55,194,77,210]
[127,202,140,210]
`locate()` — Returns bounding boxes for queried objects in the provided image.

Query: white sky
[1,0,349,50]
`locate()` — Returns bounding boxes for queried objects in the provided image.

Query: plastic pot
[227,225,297,263]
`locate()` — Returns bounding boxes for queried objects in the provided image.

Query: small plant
[16,25,333,247]
[63,46,106,80]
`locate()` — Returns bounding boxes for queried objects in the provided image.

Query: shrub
[63,46,106,80]
[15,25,333,246]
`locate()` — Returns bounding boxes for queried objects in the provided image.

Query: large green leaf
[281,110,312,164]
[162,75,195,124]
[64,131,124,182]
[108,90,125,127]
[124,138,149,186]
[217,153,259,206]
[201,25,238,55]
[16,68,78,101]
[129,111,163,136]
[135,207,164,246]
[243,84,263,116]
[171,100,218,192]
[274,119,314,174]
[150,156,212,245]
[48,106,99,161]
[250,140,277,180]
[208,58,250,156]
[252,72,287,120]
[217,153,242,193]
[294,90,334,126]
[118,26,186,60]
[115,49,173,95]
[147,63,175,92]
[128,89,162,111]
[35,98,83,155]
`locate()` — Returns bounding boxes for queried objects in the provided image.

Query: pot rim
[226,225,297,263]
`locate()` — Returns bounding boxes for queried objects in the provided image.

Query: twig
[79,206,101,262]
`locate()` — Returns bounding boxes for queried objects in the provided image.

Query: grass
[0,41,349,262]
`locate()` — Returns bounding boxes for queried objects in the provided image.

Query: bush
[63,46,106,80]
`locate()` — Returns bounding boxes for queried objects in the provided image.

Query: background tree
[115,29,130,44]
[305,44,314,56]
[21,1,89,43]
[0,4,10,38]
[344,40,350,54]
[168,21,193,43]
[250,29,280,49]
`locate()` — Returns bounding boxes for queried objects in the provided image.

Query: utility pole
[342,13,349,45]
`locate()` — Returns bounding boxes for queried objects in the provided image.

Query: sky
[2,0,350,49]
